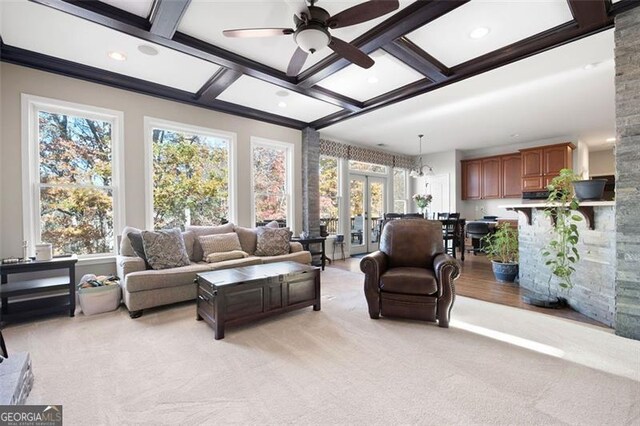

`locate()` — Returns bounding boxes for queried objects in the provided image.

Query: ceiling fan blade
[285,0,310,21]
[327,0,400,29]
[329,37,374,69]
[223,28,294,38]
[287,47,309,77]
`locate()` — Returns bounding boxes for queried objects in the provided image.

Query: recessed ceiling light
[606,137,616,142]
[367,76,379,84]
[278,101,287,108]
[376,143,386,147]
[138,44,159,56]
[275,90,289,97]
[510,133,520,138]
[108,51,127,61]
[584,62,599,70]
[469,27,490,39]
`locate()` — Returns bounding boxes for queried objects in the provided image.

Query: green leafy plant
[482,223,518,264]
[542,168,582,288]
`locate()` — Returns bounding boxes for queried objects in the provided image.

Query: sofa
[116,223,312,318]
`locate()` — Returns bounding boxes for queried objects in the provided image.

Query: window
[145,118,235,229]
[393,169,407,213]
[319,156,340,235]
[251,138,293,227]
[348,160,387,174]
[22,95,124,257]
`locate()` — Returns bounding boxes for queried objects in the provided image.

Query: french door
[349,175,386,255]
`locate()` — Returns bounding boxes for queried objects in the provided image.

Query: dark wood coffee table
[196,261,321,340]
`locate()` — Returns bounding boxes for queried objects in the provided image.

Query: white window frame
[250,137,294,228]
[144,117,237,230]
[21,94,125,260]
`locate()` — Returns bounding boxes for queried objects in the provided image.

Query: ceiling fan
[222,0,400,76]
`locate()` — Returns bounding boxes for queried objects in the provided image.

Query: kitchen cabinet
[481,157,501,199]
[461,154,520,200]
[519,143,574,192]
[521,149,543,178]
[501,154,522,198]
[462,160,482,200]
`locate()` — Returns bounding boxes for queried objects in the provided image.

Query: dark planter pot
[572,179,607,201]
[491,260,519,283]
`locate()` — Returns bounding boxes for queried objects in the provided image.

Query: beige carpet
[3,267,639,425]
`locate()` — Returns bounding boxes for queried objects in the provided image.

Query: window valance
[319,138,415,170]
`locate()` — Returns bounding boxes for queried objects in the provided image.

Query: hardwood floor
[328,253,608,328]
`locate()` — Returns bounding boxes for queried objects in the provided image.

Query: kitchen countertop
[499,200,614,209]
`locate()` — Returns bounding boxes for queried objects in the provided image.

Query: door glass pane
[350,178,364,246]
[369,181,384,244]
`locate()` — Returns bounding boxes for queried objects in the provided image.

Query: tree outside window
[151,127,230,229]
[319,156,339,234]
[38,110,115,256]
[252,142,290,226]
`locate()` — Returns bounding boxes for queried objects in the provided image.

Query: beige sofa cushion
[205,250,248,263]
[182,231,196,261]
[207,256,262,271]
[119,226,141,256]
[259,251,312,265]
[124,263,211,293]
[234,226,258,255]
[186,223,235,261]
[199,233,242,258]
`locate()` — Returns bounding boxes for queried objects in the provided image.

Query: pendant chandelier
[409,134,434,178]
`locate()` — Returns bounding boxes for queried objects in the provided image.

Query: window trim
[143,117,238,230]
[21,94,125,259]
[250,137,294,228]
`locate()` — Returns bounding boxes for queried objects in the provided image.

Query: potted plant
[543,168,582,289]
[482,223,519,283]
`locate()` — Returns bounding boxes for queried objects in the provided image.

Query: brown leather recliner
[360,219,461,327]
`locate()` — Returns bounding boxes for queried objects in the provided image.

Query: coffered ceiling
[1,0,637,153]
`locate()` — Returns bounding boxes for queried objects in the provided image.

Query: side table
[1,255,78,323]
[291,237,329,271]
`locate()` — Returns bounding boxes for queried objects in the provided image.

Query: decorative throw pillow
[127,231,151,269]
[234,226,258,255]
[266,220,281,229]
[255,227,291,256]
[141,228,190,270]
[186,223,235,262]
[205,250,248,263]
[198,233,242,259]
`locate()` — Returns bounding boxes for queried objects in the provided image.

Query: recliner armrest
[360,251,388,319]
[433,253,460,298]
[360,250,388,280]
[433,253,460,281]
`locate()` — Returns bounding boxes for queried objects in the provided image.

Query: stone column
[614,7,640,340]
[301,127,320,237]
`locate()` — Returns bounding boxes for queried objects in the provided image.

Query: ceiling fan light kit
[222,0,399,76]
[295,24,331,54]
